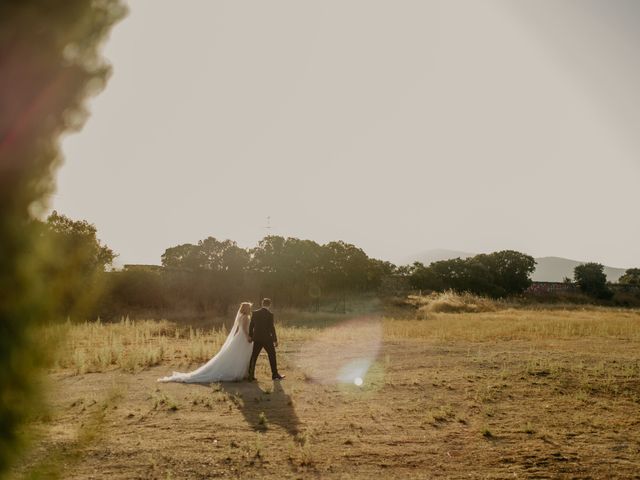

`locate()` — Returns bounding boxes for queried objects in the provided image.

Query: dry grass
[410,290,502,315]
[46,317,319,375]
[13,307,640,479]
[48,318,226,374]
[51,307,640,377]
[385,308,640,342]
[45,318,178,374]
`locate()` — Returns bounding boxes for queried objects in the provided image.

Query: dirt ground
[13,315,640,479]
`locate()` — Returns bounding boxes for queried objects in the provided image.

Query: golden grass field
[12,304,640,479]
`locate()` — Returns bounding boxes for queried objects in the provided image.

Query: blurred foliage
[0,0,126,475]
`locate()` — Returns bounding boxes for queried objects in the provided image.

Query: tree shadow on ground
[219,380,300,438]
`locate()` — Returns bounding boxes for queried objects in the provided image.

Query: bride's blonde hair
[239,302,252,315]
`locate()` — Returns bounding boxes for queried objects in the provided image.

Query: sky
[53,0,640,268]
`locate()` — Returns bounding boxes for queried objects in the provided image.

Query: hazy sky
[53,0,639,268]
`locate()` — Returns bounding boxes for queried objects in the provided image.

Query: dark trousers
[248,341,278,379]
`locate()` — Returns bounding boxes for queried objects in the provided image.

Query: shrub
[574,263,613,300]
[414,291,501,315]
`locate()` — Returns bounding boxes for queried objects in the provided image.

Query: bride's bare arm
[241,315,251,340]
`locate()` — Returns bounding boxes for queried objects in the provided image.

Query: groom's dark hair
[262,298,272,307]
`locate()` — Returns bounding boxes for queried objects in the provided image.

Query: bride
[158,302,253,383]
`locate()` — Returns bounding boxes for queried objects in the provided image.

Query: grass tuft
[481,426,493,438]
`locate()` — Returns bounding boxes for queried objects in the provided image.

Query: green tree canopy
[619,268,640,286]
[480,250,536,296]
[574,263,613,299]
[407,251,535,297]
[156,235,391,309]
[367,259,397,289]
[320,241,372,292]
[407,261,444,291]
[199,238,249,273]
[162,243,197,270]
[45,210,115,271]
[162,237,249,273]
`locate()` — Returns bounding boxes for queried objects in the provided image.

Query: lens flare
[294,317,383,387]
[337,358,373,384]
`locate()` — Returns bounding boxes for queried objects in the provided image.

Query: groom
[248,298,285,381]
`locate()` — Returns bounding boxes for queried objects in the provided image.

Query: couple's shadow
[217,380,300,438]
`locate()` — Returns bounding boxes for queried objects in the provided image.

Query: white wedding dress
[157,310,253,383]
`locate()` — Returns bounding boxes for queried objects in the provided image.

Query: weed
[257,411,267,427]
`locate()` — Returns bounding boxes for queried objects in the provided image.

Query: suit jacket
[249,307,277,344]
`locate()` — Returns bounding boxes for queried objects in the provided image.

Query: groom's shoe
[272,374,285,381]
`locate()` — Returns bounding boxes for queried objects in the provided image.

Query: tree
[320,241,371,293]
[420,257,492,295]
[482,250,536,296]
[574,263,613,299]
[277,238,325,299]
[162,238,249,272]
[407,262,443,291]
[405,250,536,298]
[249,235,289,299]
[619,268,640,286]
[43,211,116,317]
[250,235,287,275]
[198,237,249,273]
[0,0,126,473]
[45,211,115,270]
[250,236,325,303]
[161,237,250,313]
[161,243,201,270]
[367,259,397,290]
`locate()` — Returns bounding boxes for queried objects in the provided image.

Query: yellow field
[13,307,640,479]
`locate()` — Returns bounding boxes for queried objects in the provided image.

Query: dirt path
[15,337,640,479]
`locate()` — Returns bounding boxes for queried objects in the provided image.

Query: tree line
[402,251,536,298]
[40,211,640,318]
[573,263,640,300]
[100,229,395,316]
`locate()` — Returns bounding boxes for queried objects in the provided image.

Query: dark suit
[248,307,280,379]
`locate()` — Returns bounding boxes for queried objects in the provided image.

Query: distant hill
[532,257,627,283]
[406,249,628,283]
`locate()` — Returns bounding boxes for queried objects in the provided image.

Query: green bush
[574,263,613,300]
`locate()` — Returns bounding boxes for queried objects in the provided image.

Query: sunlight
[294,317,383,386]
